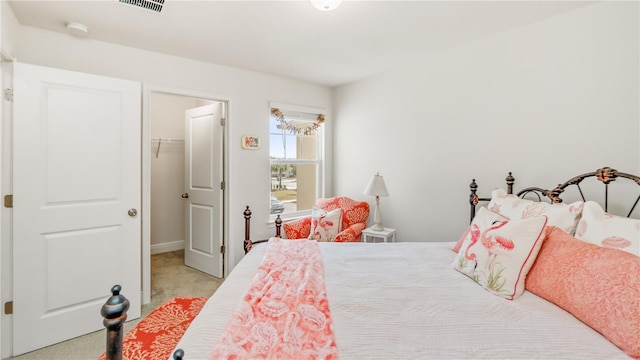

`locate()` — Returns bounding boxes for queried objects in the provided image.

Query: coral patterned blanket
[211,238,338,359]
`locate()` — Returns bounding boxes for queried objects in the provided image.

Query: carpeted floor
[10,250,222,360]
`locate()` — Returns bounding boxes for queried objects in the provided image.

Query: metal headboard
[517,167,640,217]
[468,172,514,221]
[469,167,640,222]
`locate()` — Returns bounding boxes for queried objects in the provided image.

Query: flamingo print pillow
[488,188,583,235]
[308,206,342,242]
[453,207,548,300]
[574,201,640,256]
[452,209,508,253]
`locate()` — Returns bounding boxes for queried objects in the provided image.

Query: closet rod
[151,137,185,142]
[153,137,185,159]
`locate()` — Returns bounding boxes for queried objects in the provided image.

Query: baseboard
[151,240,185,255]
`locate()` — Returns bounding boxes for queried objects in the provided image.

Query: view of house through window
[269,106,323,217]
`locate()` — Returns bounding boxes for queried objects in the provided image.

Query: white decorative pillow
[453,207,548,300]
[574,201,640,256]
[453,208,508,253]
[308,206,342,242]
[488,188,583,235]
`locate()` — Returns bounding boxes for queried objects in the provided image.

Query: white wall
[333,2,639,243]
[13,25,333,273]
[1,0,18,59]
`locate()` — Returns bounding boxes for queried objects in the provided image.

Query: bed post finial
[506,172,515,194]
[172,349,185,360]
[469,179,478,222]
[275,215,282,238]
[244,206,252,254]
[101,285,129,360]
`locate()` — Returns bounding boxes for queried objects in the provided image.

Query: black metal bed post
[469,172,516,222]
[244,206,283,254]
[506,172,515,195]
[244,206,252,254]
[172,349,185,360]
[101,285,129,360]
[469,179,478,223]
[275,215,282,237]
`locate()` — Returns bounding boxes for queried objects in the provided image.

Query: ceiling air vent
[119,0,164,13]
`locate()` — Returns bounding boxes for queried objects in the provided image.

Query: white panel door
[12,63,141,355]
[184,103,223,278]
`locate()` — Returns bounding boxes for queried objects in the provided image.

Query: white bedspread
[173,241,630,359]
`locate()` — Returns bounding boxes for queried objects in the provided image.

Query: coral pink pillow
[526,226,640,358]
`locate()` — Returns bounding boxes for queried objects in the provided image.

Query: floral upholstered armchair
[283,197,370,242]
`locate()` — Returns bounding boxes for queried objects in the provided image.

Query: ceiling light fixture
[310,0,342,11]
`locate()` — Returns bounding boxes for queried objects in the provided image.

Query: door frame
[0,53,14,360]
[141,84,230,304]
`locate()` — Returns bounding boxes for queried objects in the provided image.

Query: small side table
[362,227,396,243]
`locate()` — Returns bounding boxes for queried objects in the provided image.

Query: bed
[101,166,640,360]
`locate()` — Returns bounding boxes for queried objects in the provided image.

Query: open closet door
[184,103,224,278]
[12,63,141,355]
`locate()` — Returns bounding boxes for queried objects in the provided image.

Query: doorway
[142,87,228,304]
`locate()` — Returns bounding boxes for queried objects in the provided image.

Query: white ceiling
[8,0,593,87]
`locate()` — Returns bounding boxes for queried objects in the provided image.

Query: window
[269,104,324,218]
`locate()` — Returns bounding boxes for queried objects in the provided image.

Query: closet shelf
[151,137,185,142]
[152,137,185,159]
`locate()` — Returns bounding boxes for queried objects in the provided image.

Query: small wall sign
[241,135,261,150]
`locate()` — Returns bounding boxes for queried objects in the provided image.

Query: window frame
[269,102,325,221]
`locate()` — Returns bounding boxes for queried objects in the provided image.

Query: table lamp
[364,172,389,231]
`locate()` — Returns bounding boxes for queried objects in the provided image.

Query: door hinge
[220,181,225,190]
[220,245,224,254]
[4,88,13,102]
[220,118,225,126]
[4,194,13,208]
[4,301,13,315]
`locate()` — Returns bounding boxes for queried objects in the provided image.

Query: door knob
[128,208,138,217]
[181,193,189,199]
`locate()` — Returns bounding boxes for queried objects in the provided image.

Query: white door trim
[141,84,231,304]
[0,55,14,360]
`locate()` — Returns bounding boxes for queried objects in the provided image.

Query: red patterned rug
[99,297,207,360]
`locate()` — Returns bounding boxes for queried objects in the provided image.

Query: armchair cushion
[283,217,311,240]
[335,222,368,242]
[283,197,370,242]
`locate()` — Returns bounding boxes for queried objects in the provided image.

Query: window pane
[270,114,317,160]
[270,164,317,214]
[269,132,299,160]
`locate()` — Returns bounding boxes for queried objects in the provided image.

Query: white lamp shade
[364,173,389,197]
[310,0,343,11]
